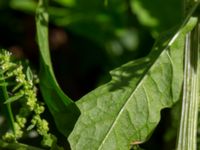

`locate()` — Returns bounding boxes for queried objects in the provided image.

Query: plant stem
[0,140,45,150]
[0,73,15,135]
[176,6,200,150]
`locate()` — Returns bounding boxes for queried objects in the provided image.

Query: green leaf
[68,17,197,150]
[52,0,76,7]
[10,0,37,14]
[4,93,24,104]
[36,0,80,137]
[26,67,33,81]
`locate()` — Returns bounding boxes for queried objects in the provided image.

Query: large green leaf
[68,17,197,149]
[36,0,80,137]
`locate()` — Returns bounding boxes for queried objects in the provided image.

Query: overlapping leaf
[36,0,80,137]
[68,17,197,149]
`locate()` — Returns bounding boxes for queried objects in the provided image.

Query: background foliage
[0,0,183,149]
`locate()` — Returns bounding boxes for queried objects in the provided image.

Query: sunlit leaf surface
[68,18,197,150]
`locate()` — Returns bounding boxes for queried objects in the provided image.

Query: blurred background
[0,0,184,149]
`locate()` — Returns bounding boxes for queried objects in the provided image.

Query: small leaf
[26,124,35,131]
[26,67,33,81]
[4,93,24,104]
[68,17,197,150]
[12,83,23,92]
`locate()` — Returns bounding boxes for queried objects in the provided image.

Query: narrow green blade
[35,0,80,137]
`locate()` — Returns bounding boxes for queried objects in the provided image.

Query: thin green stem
[0,74,15,135]
[0,140,45,150]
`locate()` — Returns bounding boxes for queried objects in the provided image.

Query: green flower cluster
[0,50,55,147]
